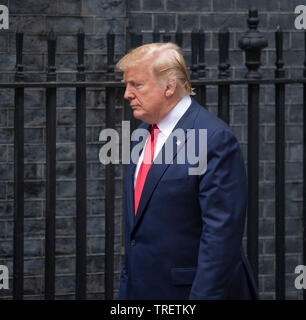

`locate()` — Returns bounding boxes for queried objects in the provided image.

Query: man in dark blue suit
[116,42,258,299]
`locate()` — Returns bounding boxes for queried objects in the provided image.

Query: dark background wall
[0,0,304,299]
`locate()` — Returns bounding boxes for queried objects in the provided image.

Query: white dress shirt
[134,95,192,187]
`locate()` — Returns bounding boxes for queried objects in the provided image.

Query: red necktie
[134,124,160,215]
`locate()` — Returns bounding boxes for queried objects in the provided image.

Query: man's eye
[134,83,143,89]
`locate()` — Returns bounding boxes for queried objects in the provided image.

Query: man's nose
[124,85,134,100]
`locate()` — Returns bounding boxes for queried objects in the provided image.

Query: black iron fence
[0,7,305,300]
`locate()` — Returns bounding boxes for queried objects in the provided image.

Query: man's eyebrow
[121,79,137,84]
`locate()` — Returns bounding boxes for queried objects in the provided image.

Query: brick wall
[0,0,304,299]
[0,0,127,300]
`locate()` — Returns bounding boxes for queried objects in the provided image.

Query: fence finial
[47,29,56,81]
[77,28,85,81]
[130,26,143,49]
[175,25,183,47]
[248,7,259,29]
[153,25,160,43]
[15,31,24,82]
[109,18,115,35]
[107,28,115,80]
[275,26,285,78]
[191,26,199,80]
[163,27,171,43]
[218,27,229,79]
[304,30,306,78]
[238,7,268,79]
[48,29,55,41]
[198,27,206,78]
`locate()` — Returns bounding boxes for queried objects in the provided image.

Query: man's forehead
[123,62,151,81]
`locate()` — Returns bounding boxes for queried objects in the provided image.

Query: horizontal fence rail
[0,7,305,300]
[2,78,306,88]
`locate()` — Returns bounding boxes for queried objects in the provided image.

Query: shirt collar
[156,95,191,137]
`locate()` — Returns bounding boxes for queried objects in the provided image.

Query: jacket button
[130,239,136,246]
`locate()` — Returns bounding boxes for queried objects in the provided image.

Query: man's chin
[132,110,145,121]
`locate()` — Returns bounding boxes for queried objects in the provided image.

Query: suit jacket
[118,97,259,300]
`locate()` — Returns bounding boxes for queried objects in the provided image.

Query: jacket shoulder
[191,98,235,138]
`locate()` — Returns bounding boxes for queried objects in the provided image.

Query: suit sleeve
[189,129,247,299]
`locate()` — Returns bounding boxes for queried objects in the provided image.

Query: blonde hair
[116,42,195,96]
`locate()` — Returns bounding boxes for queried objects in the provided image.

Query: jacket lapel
[132,100,200,235]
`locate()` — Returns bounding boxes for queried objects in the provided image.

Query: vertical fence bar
[218,27,230,124]
[175,25,183,48]
[105,87,116,300]
[13,31,24,300]
[239,8,268,286]
[105,32,116,300]
[247,83,260,285]
[303,30,306,301]
[75,29,87,300]
[275,26,286,300]
[45,30,57,300]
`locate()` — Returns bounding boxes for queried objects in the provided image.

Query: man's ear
[165,79,177,97]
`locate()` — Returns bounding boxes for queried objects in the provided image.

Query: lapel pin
[176,140,181,146]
